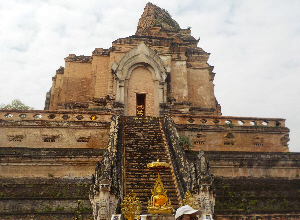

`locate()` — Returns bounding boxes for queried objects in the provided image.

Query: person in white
[175,205,202,220]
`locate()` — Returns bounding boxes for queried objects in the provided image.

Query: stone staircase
[123,116,180,213]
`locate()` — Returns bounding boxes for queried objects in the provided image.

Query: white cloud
[0,0,299,152]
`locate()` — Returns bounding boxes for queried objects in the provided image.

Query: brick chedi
[46,2,220,118]
[0,2,300,220]
[43,2,289,153]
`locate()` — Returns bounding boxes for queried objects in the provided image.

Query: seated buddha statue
[147,174,173,214]
[153,185,167,207]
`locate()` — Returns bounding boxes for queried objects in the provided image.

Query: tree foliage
[0,99,34,110]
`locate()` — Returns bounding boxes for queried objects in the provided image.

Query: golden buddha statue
[147,173,173,214]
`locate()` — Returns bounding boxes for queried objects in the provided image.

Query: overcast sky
[0,0,299,152]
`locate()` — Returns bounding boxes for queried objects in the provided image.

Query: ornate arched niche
[112,42,170,116]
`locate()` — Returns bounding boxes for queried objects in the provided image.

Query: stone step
[125,146,165,149]
[125,181,176,186]
[125,188,177,194]
[125,173,172,178]
[125,161,170,166]
[126,155,166,158]
[125,147,166,151]
[125,188,178,195]
[126,157,166,160]
[125,144,165,147]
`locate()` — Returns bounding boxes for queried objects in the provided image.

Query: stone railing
[170,114,286,127]
[90,114,122,219]
[0,110,113,122]
[162,117,189,200]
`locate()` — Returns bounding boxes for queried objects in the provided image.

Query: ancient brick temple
[1,3,300,220]
[45,2,288,153]
[46,2,221,118]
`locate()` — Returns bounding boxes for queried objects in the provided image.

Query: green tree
[0,99,34,110]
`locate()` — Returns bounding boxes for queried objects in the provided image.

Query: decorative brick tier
[0,177,93,219]
[212,177,300,218]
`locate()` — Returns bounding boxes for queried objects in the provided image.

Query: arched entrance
[127,66,154,116]
[112,42,169,117]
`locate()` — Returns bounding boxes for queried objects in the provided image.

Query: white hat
[175,205,202,219]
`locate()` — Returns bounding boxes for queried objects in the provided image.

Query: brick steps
[126,183,177,190]
[123,116,179,213]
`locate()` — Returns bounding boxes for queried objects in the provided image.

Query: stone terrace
[213,177,300,218]
[0,177,93,219]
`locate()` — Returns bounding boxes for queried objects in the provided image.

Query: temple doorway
[136,94,146,116]
[126,66,154,116]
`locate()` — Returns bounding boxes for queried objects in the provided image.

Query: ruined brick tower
[45,2,221,117]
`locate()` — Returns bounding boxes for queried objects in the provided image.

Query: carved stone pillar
[194,150,215,220]
[90,179,119,220]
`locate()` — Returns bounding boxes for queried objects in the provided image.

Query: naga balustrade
[0,110,113,122]
[0,110,286,127]
[170,114,286,127]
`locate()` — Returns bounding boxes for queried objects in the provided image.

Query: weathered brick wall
[49,69,64,110]
[0,110,112,149]
[215,214,300,220]
[62,60,93,103]
[49,56,94,110]
[181,128,288,152]
[173,115,289,152]
[0,147,105,178]
[212,177,300,218]
[0,177,93,219]
[187,151,300,178]
[93,55,110,98]
[170,60,188,102]
[187,68,216,109]
[47,36,219,114]
[0,125,109,149]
